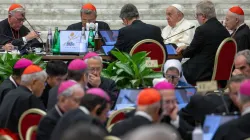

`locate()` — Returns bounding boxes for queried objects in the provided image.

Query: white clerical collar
[79,106,90,115]
[9,76,18,87]
[172,18,185,29]
[55,105,63,117]
[135,111,153,122]
[242,106,250,116]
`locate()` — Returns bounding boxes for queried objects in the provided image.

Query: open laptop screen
[165,44,177,55]
[99,30,119,45]
[203,115,239,140]
[114,89,141,110]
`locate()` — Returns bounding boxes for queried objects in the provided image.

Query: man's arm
[182,27,205,58]
[114,29,126,52]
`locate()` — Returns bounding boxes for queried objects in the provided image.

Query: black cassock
[0,77,17,105]
[110,115,152,137]
[47,86,59,111]
[37,105,63,140]
[50,107,107,140]
[0,18,39,47]
[232,24,250,52]
[0,86,45,133]
[212,113,250,140]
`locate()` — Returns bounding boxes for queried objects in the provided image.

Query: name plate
[145,60,158,68]
[197,81,218,92]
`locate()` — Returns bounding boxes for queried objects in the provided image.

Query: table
[41,54,182,61]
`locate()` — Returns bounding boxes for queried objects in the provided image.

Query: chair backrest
[0,129,18,140]
[18,109,46,140]
[212,37,237,80]
[129,39,167,71]
[25,126,37,140]
[106,107,135,129]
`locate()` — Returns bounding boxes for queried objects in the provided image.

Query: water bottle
[79,27,87,55]
[192,125,203,140]
[87,23,95,52]
[46,28,52,53]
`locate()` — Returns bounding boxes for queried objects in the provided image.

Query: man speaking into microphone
[162,4,196,50]
[0,3,39,51]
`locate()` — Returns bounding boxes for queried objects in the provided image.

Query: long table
[41,54,182,61]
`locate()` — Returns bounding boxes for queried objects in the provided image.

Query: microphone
[165,26,195,40]
[23,16,45,49]
[218,89,230,115]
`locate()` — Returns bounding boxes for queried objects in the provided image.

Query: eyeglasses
[163,99,178,105]
[165,74,179,80]
[89,67,102,72]
[12,16,25,23]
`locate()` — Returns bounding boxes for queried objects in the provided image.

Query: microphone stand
[165,26,195,40]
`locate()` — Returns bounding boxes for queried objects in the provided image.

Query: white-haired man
[162,4,195,50]
[37,80,85,140]
[0,3,39,51]
[178,0,230,84]
[83,52,118,103]
[225,6,250,52]
[0,65,47,133]
[233,50,250,77]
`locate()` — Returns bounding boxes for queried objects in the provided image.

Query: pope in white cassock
[162,4,196,49]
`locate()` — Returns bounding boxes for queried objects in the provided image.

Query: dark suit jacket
[50,108,107,140]
[213,95,240,114]
[37,105,63,140]
[66,21,110,31]
[110,115,152,137]
[0,77,17,105]
[114,20,166,55]
[179,94,225,127]
[0,86,45,133]
[182,18,230,84]
[40,83,52,109]
[232,24,250,52]
[88,77,118,102]
[47,86,59,111]
[212,113,250,140]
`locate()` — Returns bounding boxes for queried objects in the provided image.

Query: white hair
[84,56,103,63]
[58,84,83,98]
[228,11,245,25]
[21,70,47,85]
[123,124,181,140]
[9,7,25,16]
[235,50,250,65]
[196,0,216,19]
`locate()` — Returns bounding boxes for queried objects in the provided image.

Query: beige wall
[0,0,249,40]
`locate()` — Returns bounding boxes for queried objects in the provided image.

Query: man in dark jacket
[225,6,250,52]
[0,58,33,105]
[177,0,230,84]
[37,80,85,140]
[66,3,110,31]
[83,52,118,103]
[114,3,167,55]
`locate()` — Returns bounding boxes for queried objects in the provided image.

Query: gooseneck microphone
[165,26,195,40]
[24,16,45,49]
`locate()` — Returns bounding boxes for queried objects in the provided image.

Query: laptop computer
[175,86,196,110]
[99,30,119,55]
[114,89,141,110]
[165,44,178,55]
[203,115,239,140]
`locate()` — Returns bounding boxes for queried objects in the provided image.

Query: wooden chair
[129,39,167,71]
[211,37,237,86]
[25,126,37,140]
[18,109,46,140]
[106,107,135,129]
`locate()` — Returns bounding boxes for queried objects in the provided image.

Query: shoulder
[67,22,82,29]
[96,21,108,26]
[0,18,8,26]
[101,77,115,83]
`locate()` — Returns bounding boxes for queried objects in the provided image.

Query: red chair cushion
[31,131,37,140]
[20,114,42,140]
[214,41,236,80]
[110,112,125,125]
[0,128,19,140]
[131,42,166,71]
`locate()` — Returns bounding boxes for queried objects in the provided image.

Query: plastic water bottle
[192,125,203,140]
[79,27,87,54]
